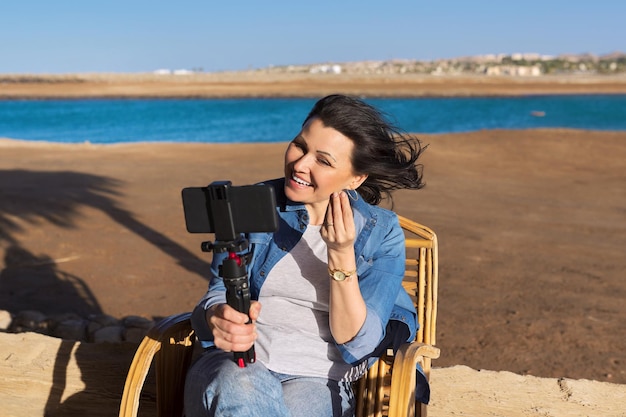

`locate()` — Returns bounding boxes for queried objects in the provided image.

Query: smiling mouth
[292,174,312,187]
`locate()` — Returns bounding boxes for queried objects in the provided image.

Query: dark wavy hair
[303,94,426,206]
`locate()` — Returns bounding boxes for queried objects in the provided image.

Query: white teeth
[293,175,311,186]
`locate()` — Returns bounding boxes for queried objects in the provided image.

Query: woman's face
[284,117,366,219]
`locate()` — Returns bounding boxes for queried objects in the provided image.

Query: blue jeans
[184,349,356,417]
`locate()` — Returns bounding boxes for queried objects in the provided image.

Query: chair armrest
[387,342,440,417]
[119,312,194,417]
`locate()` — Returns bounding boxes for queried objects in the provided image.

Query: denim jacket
[191,178,418,366]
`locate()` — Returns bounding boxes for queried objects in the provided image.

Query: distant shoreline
[2,72,626,99]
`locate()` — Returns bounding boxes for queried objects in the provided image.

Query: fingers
[248,300,262,321]
[208,303,258,352]
[218,302,253,324]
[326,192,352,224]
[338,191,354,229]
[323,191,355,245]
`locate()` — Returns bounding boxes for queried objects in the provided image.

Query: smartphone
[181,182,279,238]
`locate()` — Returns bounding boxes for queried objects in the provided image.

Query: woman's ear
[349,174,368,190]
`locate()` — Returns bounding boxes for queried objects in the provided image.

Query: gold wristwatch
[328,267,356,281]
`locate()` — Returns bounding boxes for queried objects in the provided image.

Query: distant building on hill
[309,64,342,74]
[250,52,626,77]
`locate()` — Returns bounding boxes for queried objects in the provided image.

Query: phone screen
[182,183,279,235]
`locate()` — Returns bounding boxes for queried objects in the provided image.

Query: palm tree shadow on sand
[0,169,208,315]
[0,169,204,415]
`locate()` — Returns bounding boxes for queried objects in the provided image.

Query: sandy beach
[2,125,625,389]
[2,71,626,98]
[1,74,626,414]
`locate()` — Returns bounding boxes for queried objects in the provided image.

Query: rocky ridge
[0,309,154,344]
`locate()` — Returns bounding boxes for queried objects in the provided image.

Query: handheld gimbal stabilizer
[206,237,256,367]
[181,181,278,367]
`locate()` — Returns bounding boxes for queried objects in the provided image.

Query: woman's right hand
[205,301,261,352]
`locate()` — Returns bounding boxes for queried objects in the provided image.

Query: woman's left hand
[322,191,365,344]
[321,191,356,252]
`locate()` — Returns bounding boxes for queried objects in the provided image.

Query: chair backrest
[120,215,438,417]
[354,215,438,417]
[397,215,438,348]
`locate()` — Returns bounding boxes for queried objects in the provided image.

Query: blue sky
[1,1,623,74]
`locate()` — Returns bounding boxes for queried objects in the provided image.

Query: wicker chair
[119,215,439,417]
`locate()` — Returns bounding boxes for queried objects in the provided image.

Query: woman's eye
[318,158,331,166]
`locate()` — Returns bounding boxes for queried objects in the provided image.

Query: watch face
[332,270,347,281]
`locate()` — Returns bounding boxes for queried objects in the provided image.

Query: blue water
[1,95,625,144]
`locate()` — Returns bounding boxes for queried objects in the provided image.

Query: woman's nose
[293,153,313,171]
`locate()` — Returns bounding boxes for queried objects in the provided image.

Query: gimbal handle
[220,250,256,367]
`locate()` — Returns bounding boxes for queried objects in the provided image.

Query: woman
[184,94,426,416]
